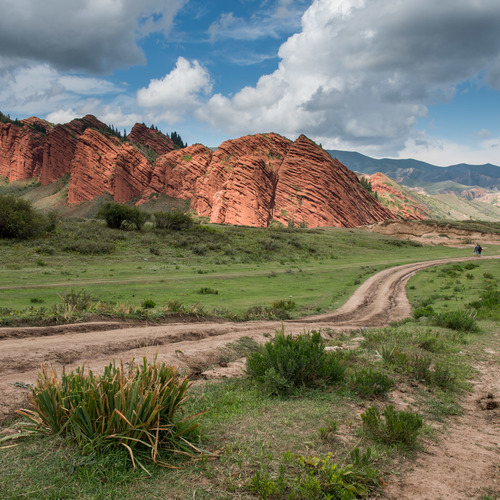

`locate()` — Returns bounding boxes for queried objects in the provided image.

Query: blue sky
[1,0,499,167]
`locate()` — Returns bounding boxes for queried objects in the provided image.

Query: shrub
[350,368,393,398]
[413,305,434,319]
[246,329,345,395]
[361,405,423,447]
[432,310,479,332]
[18,358,200,470]
[0,195,46,239]
[154,210,193,230]
[271,299,296,311]
[141,299,156,309]
[97,202,148,230]
[250,448,380,499]
[197,287,218,295]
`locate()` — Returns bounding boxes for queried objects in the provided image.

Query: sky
[1,0,500,167]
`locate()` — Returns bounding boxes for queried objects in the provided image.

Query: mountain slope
[328,150,500,190]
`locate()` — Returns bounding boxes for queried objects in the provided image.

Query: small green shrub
[246,329,345,396]
[416,331,445,352]
[350,368,393,399]
[413,305,434,319]
[141,299,156,309]
[197,287,218,295]
[250,448,380,499]
[0,195,46,239]
[97,203,148,230]
[432,310,479,332]
[271,299,296,311]
[361,405,423,447]
[59,288,95,311]
[153,210,193,231]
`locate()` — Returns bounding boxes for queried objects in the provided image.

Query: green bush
[361,405,423,447]
[413,305,434,319]
[154,210,193,230]
[19,358,200,470]
[97,202,148,230]
[0,195,46,239]
[350,368,393,399]
[246,329,345,395]
[432,310,479,332]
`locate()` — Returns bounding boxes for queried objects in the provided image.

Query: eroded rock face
[1,114,396,227]
[151,133,395,228]
[369,172,430,220]
[126,123,176,156]
[273,136,394,227]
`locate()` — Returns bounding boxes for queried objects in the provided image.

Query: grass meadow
[0,218,486,325]
[0,220,499,499]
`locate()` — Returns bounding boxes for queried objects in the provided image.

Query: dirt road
[1,255,499,498]
[1,255,495,419]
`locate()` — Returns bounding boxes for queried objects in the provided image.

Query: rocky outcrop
[0,118,47,181]
[368,172,430,220]
[148,133,395,228]
[1,113,396,228]
[273,136,394,227]
[126,123,176,156]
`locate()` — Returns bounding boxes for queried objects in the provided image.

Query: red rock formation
[273,136,394,227]
[126,123,176,156]
[0,113,396,228]
[149,133,395,228]
[369,172,430,220]
[192,133,292,226]
[68,130,155,204]
[0,118,47,181]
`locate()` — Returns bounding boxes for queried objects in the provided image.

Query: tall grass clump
[431,310,479,332]
[18,357,202,471]
[361,405,423,448]
[350,368,393,399]
[246,329,345,396]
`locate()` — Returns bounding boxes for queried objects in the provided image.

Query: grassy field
[0,218,490,325]
[0,220,499,499]
[1,257,499,498]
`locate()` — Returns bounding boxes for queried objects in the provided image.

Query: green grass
[0,219,488,325]
[1,223,500,498]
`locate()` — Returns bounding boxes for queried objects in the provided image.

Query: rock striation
[0,114,396,228]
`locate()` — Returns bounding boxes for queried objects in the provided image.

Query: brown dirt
[1,255,499,498]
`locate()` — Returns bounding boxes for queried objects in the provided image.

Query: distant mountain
[327,150,500,190]
[363,172,500,222]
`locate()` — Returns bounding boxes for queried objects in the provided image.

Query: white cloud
[208,0,307,42]
[396,134,500,167]
[197,0,500,158]
[0,0,187,73]
[137,57,212,122]
[0,63,123,116]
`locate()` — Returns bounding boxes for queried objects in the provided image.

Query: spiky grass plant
[18,357,202,471]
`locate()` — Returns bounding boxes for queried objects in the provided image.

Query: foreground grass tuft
[17,357,201,472]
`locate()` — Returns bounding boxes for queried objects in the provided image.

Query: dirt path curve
[1,256,498,421]
[1,255,499,498]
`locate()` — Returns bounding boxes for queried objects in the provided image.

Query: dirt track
[1,255,499,499]
[1,255,497,421]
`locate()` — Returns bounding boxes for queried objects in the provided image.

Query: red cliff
[0,114,396,228]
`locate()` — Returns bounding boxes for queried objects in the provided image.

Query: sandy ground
[1,255,499,498]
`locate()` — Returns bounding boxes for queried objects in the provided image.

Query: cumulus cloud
[137,57,212,122]
[208,0,307,42]
[0,63,123,116]
[0,0,187,73]
[198,0,500,156]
